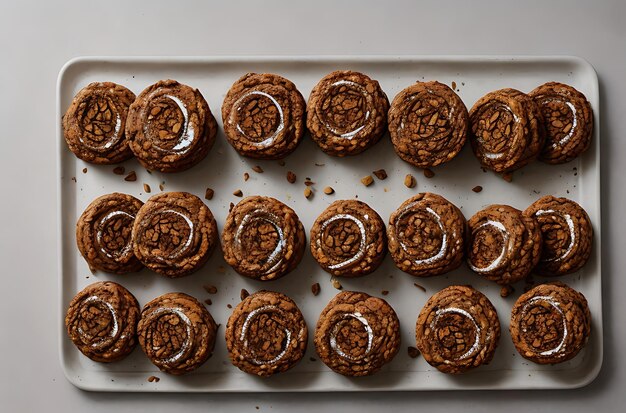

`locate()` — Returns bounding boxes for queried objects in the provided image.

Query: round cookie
[76,193,143,274]
[221,196,306,281]
[225,291,308,377]
[62,82,136,164]
[529,82,593,164]
[469,88,545,173]
[389,81,468,167]
[310,200,386,277]
[137,292,217,375]
[387,193,466,277]
[126,79,218,172]
[132,192,218,277]
[65,281,140,362]
[222,73,306,159]
[307,70,389,156]
[416,285,500,374]
[510,282,591,364]
[467,204,542,285]
[524,196,593,276]
[315,291,400,376]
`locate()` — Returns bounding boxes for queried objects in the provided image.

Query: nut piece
[304,187,313,199]
[311,282,321,296]
[240,288,250,300]
[423,168,435,178]
[243,172,250,181]
[323,186,334,195]
[413,283,426,292]
[404,174,416,188]
[332,279,342,290]
[113,166,125,175]
[124,171,137,182]
[233,189,243,197]
[361,175,374,186]
[252,165,264,173]
[500,285,515,298]
[147,375,160,383]
[502,172,513,182]
[472,185,483,193]
[203,284,218,294]
[407,346,420,359]
[373,169,388,180]
[286,170,297,184]
[143,183,151,193]
[204,187,214,200]
[381,290,389,296]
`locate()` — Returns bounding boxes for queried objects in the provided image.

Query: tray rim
[56,54,602,392]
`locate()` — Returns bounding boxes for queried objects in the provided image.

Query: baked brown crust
[63,82,136,164]
[307,71,389,156]
[529,82,593,164]
[137,292,217,375]
[76,193,143,274]
[467,204,542,285]
[222,73,306,159]
[310,200,386,277]
[65,281,140,362]
[126,79,217,172]
[132,192,218,277]
[524,196,593,276]
[416,285,500,374]
[509,282,591,364]
[389,81,468,168]
[314,291,400,376]
[387,193,466,277]
[469,88,545,173]
[221,196,306,281]
[225,291,307,376]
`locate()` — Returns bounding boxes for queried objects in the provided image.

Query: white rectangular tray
[57,56,602,392]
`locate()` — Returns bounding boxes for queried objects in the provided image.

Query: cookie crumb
[451,81,457,90]
[147,375,160,383]
[407,346,420,359]
[159,183,165,191]
[304,179,315,186]
[243,172,250,181]
[240,288,250,300]
[203,284,218,294]
[124,171,137,182]
[229,202,235,212]
[381,290,389,296]
[205,187,214,200]
[311,282,321,296]
[315,163,325,167]
[278,160,286,166]
[227,304,232,309]
[413,282,426,292]
[500,285,515,298]
[143,183,151,193]
[373,169,387,180]
[361,175,374,186]
[332,279,342,290]
[251,165,263,173]
[472,185,483,193]
[113,166,125,175]
[233,189,243,197]
[404,174,416,188]
[286,171,296,183]
[502,172,513,183]
[204,298,212,305]
[304,187,313,199]
[309,357,317,362]
[255,407,260,410]
[217,265,226,274]
[82,167,87,174]
[71,176,77,183]
[323,186,334,195]
[423,168,435,178]
[384,187,389,192]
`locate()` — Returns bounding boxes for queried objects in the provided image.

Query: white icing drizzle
[521,295,568,357]
[96,210,134,260]
[239,305,291,366]
[321,80,370,139]
[329,312,373,361]
[468,220,510,273]
[535,209,576,263]
[146,307,193,364]
[479,104,520,160]
[145,209,194,262]
[432,307,481,362]
[235,209,285,275]
[395,203,448,265]
[233,91,285,148]
[317,213,367,270]
[78,295,120,349]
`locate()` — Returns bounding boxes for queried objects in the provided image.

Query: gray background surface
[0,0,624,411]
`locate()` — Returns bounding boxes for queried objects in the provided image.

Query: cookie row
[65,281,590,377]
[63,74,592,172]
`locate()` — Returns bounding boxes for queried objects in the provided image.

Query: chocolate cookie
[222,73,306,159]
[387,193,466,277]
[222,196,306,281]
[469,88,545,173]
[388,81,468,168]
[132,192,218,277]
[310,200,386,277]
[510,282,591,364]
[467,205,542,285]
[416,285,500,374]
[126,79,217,172]
[65,281,140,362]
[63,82,136,164]
[307,70,389,156]
[137,292,217,375]
[315,291,400,376]
[225,291,307,376]
[529,82,593,164]
[524,196,593,276]
[76,193,143,274]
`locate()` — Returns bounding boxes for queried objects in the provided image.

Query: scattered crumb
[481,167,488,173]
[143,183,151,193]
[323,186,334,195]
[252,165,264,173]
[113,166,125,175]
[304,179,315,186]
[413,282,426,292]
[82,167,87,174]
[502,172,513,183]
[205,188,214,200]
[286,171,296,183]
[278,160,286,166]
[203,284,218,294]
[451,81,457,90]
[243,172,250,181]
[256,407,260,410]
[373,169,388,180]
[500,285,515,298]
[147,375,160,383]
[404,174,416,188]
[384,187,389,192]
[159,183,165,191]
[309,357,317,362]
[332,279,343,290]
[566,189,570,194]
[315,163,325,167]
[227,304,232,309]
[361,175,374,186]
[304,187,313,199]
[124,171,137,182]
[472,185,483,193]
[423,168,435,178]
[71,176,77,183]
[146,169,152,174]
[233,189,243,197]
[381,290,389,296]
[240,288,250,300]
[229,202,235,212]
[217,265,226,273]
[407,346,420,359]
[311,282,321,296]
[204,298,212,305]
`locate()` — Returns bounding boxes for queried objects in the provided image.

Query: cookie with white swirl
[222,73,306,159]
[222,196,306,281]
[387,193,466,277]
[467,205,542,285]
[416,285,500,374]
[138,292,217,375]
[127,79,218,172]
[225,291,308,376]
[510,282,591,364]
[314,291,401,376]
[76,193,143,274]
[63,82,136,164]
[65,281,140,362]
[389,81,468,167]
[307,71,389,156]
[132,192,219,278]
[310,200,386,277]
[469,88,545,173]
[524,196,592,276]
[529,82,593,164]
